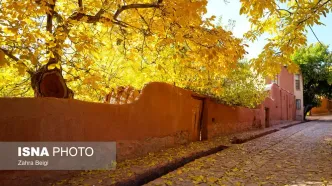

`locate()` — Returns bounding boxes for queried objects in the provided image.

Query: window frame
[296,99,301,110]
[295,74,300,90]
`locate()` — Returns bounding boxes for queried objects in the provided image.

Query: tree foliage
[2,0,331,107]
[0,0,268,107]
[240,0,332,77]
[291,43,332,117]
[0,0,244,73]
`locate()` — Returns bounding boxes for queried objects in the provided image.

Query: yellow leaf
[30,55,38,65]
[49,51,55,58]
[165,180,173,185]
[0,50,9,67]
[16,63,26,75]
[207,177,218,183]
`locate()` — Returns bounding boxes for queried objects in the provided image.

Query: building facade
[266,66,304,121]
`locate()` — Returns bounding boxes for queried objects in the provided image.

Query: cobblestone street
[146,118,332,185]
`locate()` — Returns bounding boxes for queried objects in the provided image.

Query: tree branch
[51,10,64,23]
[46,0,56,33]
[113,1,163,20]
[47,0,164,66]
[78,0,83,8]
[277,8,293,15]
[68,11,128,28]
[0,48,19,61]
[296,0,331,26]
[1,48,33,74]
[309,26,323,45]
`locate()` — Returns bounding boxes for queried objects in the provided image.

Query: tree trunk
[303,104,313,121]
[30,65,74,98]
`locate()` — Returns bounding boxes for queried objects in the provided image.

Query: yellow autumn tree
[0,0,273,108]
[0,0,247,99]
[240,0,332,77]
[63,32,266,108]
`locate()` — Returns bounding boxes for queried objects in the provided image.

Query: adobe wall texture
[204,83,296,139]
[0,82,202,160]
[204,99,262,139]
[311,98,332,115]
[0,82,297,160]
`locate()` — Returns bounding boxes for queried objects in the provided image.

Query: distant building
[265,66,304,121]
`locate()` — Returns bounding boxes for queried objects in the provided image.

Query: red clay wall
[0,82,202,160]
[203,83,296,139]
[203,99,263,139]
[0,82,297,158]
[0,82,298,186]
[311,98,332,115]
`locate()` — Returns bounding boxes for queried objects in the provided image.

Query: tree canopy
[292,43,332,117]
[240,0,332,77]
[1,0,332,108]
[0,0,266,107]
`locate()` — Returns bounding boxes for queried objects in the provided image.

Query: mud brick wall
[0,82,297,159]
[0,82,202,160]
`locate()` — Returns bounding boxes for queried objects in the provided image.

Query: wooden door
[265,107,270,128]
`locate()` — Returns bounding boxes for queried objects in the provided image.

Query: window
[296,99,301,110]
[295,74,300,90]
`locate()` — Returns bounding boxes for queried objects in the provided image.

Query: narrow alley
[146,116,332,185]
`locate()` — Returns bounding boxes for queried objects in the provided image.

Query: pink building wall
[278,66,295,95]
[266,66,302,120]
[266,66,294,94]
[263,83,296,125]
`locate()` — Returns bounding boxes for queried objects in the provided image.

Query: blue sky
[205,0,332,59]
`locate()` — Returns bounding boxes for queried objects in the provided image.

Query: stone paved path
[307,114,332,121]
[146,120,332,186]
[1,121,301,186]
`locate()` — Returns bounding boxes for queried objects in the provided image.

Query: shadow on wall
[0,82,296,160]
